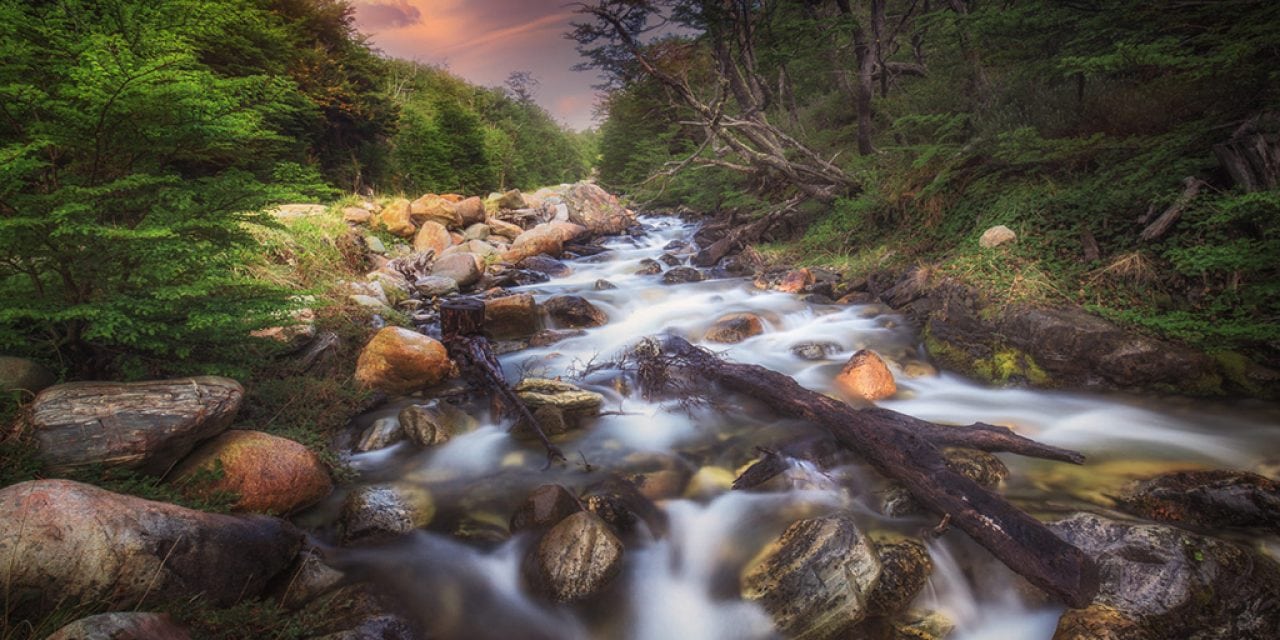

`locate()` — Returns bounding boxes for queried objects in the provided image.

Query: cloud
[353,1,423,30]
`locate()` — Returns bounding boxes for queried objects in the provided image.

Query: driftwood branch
[1140,176,1206,242]
[440,299,565,466]
[633,336,1099,607]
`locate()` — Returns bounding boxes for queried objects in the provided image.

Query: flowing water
[319,216,1280,639]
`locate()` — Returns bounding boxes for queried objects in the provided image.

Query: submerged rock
[30,376,243,474]
[791,342,840,361]
[1048,512,1280,639]
[170,430,333,515]
[0,480,301,614]
[544,295,608,328]
[635,258,663,275]
[340,484,435,544]
[834,350,897,401]
[705,313,765,344]
[510,484,582,532]
[661,266,703,284]
[356,417,404,452]
[881,448,1008,517]
[527,511,624,603]
[397,402,455,448]
[741,514,882,639]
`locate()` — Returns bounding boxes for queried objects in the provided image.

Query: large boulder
[431,252,482,288]
[354,328,452,395]
[544,295,608,328]
[1048,512,1280,639]
[0,356,56,395]
[46,612,191,640]
[409,194,462,228]
[834,350,897,401]
[560,182,635,235]
[375,199,415,237]
[29,377,243,474]
[0,480,301,615]
[501,222,586,262]
[740,514,882,639]
[484,293,541,340]
[170,430,332,515]
[1115,469,1280,532]
[412,220,452,255]
[705,313,765,344]
[526,511,623,603]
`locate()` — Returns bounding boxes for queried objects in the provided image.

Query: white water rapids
[325,216,1280,640]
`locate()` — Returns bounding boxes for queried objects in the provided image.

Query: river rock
[271,545,346,610]
[431,252,482,288]
[413,275,458,297]
[561,182,635,235]
[484,293,541,339]
[0,356,55,395]
[340,483,436,544]
[410,194,461,228]
[979,225,1017,248]
[1048,512,1280,639]
[502,222,587,262]
[636,258,663,275]
[1116,469,1280,532]
[29,376,242,474]
[486,217,523,240]
[456,196,487,226]
[545,295,608,328]
[354,327,452,395]
[661,266,704,284]
[364,235,387,255]
[170,430,332,515]
[741,514,882,639]
[594,279,617,290]
[510,484,582,532]
[46,612,191,640]
[356,417,404,452]
[515,378,605,417]
[866,539,932,616]
[775,268,815,293]
[791,342,840,360]
[518,255,572,277]
[835,350,897,401]
[376,199,415,237]
[0,480,301,614]
[498,189,527,210]
[705,313,765,344]
[462,222,491,241]
[466,239,496,257]
[527,511,623,603]
[397,401,455,447]
[413,220,451,255]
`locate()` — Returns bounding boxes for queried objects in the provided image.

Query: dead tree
[571,0,856,201]
[631,335,1100,607]
[440,299,565,465]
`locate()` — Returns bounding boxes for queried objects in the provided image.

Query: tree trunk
[635,336,1100,607]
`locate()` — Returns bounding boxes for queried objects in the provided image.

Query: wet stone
[527,511,624,603]
[791,342,841,360]
[661,266,704,284]
[510,484,582,532]
[635,258,663,275]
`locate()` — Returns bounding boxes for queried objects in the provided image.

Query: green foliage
[169,598,329,640]
[0,0,340,377]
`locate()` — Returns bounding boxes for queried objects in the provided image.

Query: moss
[1208,349,1265,396]
[922,325,1053,387]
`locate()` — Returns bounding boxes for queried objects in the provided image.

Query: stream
[313,216,1280,639]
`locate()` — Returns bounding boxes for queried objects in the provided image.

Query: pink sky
[351,0,601,130]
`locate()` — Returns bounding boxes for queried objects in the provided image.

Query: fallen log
[634,335,1099,607]
[440,298,565,465]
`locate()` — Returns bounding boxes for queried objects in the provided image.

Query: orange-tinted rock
[776,268,814,293]
[560,182,635,235]
[487,217,523,240]
[484,293,541,339]
[342,207,372,224]
[375,198,415,237]
[355,327,452,394]
[705,313,765,344]
[171,430,332,515]
[456,196,487,226]
[501,222,586,262]
[413,220,451,255]
[410,194,462,228]
[835,349,897,401]
[439,193,465,203]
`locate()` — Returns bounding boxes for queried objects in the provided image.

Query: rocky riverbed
[3,191,1280,639]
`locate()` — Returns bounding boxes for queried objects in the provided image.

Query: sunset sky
[351,0,601,130]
